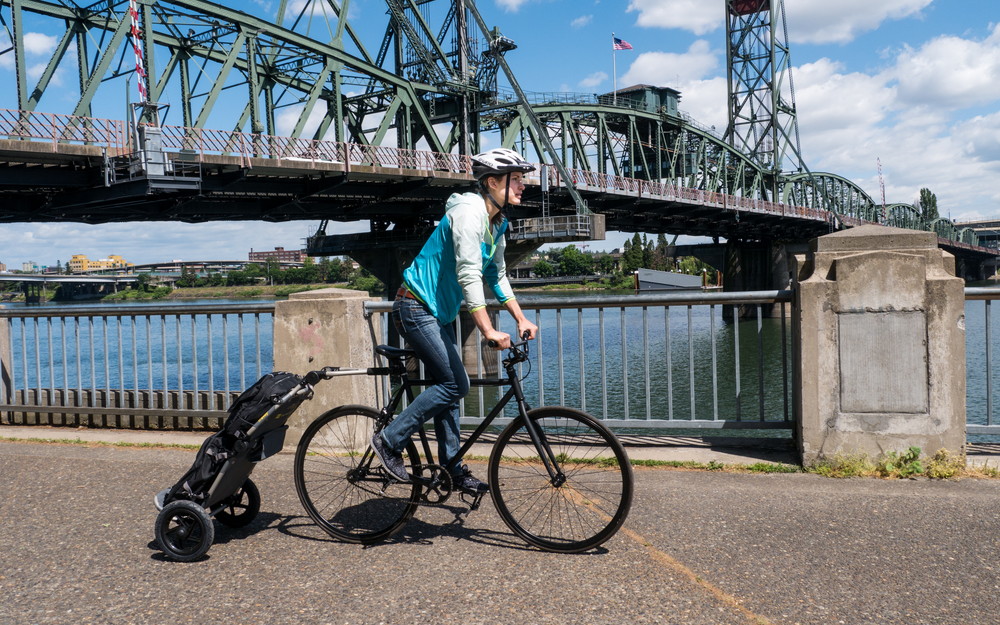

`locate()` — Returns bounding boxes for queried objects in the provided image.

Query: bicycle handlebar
[486,330,532,350]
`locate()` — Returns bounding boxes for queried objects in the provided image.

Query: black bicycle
[293,334,634,553]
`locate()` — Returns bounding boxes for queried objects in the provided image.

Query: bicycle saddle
[375,344,416,359]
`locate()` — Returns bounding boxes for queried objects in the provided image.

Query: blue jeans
[380,297,470,475]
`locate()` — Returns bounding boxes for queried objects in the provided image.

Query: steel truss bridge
[0,0,993,264]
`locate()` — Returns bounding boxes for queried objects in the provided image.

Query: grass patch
[0,435,200,451]
[630,457,802,474]
[805,447,994,480]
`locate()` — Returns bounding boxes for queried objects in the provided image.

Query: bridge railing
[0,109,127,150]
[365,290,796,432]
[558,165,832,224]
[0,108,992,252]
[153,123,472,173]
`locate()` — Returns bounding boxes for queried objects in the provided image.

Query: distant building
[69,254,134,273]
[249,246,307,263]
[0,261,6,272]
[22,261,40,273]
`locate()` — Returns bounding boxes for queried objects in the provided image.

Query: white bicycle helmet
[471,148,535,180]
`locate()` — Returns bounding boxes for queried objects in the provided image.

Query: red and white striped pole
[128,0,148,103]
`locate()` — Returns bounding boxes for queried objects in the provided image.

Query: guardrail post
[273,288,380,447]
[0,307,10,423]
[791,224,966,465]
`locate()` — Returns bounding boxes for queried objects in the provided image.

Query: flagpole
[612,32,617,106]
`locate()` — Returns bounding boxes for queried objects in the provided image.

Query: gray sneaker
[453,464,489,495]
[371,432,410,482]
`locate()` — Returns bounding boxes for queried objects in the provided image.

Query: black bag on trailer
[222,371,305,437]
[165,371,306,503]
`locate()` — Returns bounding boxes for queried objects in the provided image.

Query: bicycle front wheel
[488,406,633,553]
[294,405,421,544]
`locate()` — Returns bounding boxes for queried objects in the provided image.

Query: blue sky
[2,0,999,268]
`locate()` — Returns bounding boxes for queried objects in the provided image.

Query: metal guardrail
[0,303,275,429]
[365,290,795,432]
[2,288,1000,440]
[963,287,1000,435]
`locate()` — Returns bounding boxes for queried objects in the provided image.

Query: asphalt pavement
[1,428,999,625]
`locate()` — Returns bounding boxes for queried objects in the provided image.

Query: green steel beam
[72,12,129,118]
[11,0,26,110]
[25,21,74,111]
[191,28,245,129]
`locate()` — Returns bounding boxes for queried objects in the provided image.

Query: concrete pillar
[792,225,966,464]
[273,288,381,447]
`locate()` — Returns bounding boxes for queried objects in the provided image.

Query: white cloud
[571,15,593,29]
[495,0,532,12]
[787,52,1000,219]
[670,77,728,134]
[23,32,58,55]
[579,71,608,89]
[627,0,932,45]
[619,40,718,86]
[786,0,932,44]
[889,24,1000,110]
[627,0,719,35]
[956,111,1000,164]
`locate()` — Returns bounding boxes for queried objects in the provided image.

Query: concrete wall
[272,288,381,446]
[792,225,966,464]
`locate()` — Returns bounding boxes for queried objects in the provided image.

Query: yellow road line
[620,526,778,625]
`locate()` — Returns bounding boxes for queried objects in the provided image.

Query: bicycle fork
[509,376,566,488]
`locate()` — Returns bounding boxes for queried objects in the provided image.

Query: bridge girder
[0,0,989,256]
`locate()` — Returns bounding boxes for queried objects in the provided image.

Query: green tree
[594,253,616,275]
[327,258,353,282]
[135,273,152,292]
[533,258,556,278]
[176,266,199,288]
[300,256,320,283]
[642,234,655,270]
[917,188,939,224]
[622,233,644,273]
[554,246,593,276]
[347,268,384,295]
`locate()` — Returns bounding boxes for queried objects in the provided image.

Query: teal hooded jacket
[401,192,516,324]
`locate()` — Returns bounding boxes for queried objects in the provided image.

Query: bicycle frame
[374,342,567,488]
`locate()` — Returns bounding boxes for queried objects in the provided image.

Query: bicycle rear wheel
[294,405,421,544]
[488,406,633,553]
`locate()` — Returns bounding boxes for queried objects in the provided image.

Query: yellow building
[69,254,134,273]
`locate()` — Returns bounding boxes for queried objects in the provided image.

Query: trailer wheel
[155,500,214,562]
[215,478,261,528]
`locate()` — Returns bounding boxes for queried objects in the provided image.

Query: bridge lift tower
[724,0,807,183]
[719,0,814,297]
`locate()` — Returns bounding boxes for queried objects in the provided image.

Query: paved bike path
[2,436,999,625]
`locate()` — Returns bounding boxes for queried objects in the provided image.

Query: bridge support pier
[722,240,804,318]
[792,225,966,465]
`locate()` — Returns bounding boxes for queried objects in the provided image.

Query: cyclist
[371,147,539,494]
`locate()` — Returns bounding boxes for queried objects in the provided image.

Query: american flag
[613,37,633,51]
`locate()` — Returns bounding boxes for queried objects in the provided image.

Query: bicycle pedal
[460,490,486,510]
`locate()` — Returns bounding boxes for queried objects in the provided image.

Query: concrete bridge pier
[721,240,805,319]
[791,225,966,465]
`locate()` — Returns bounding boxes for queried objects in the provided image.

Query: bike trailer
[153,371,310,561]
